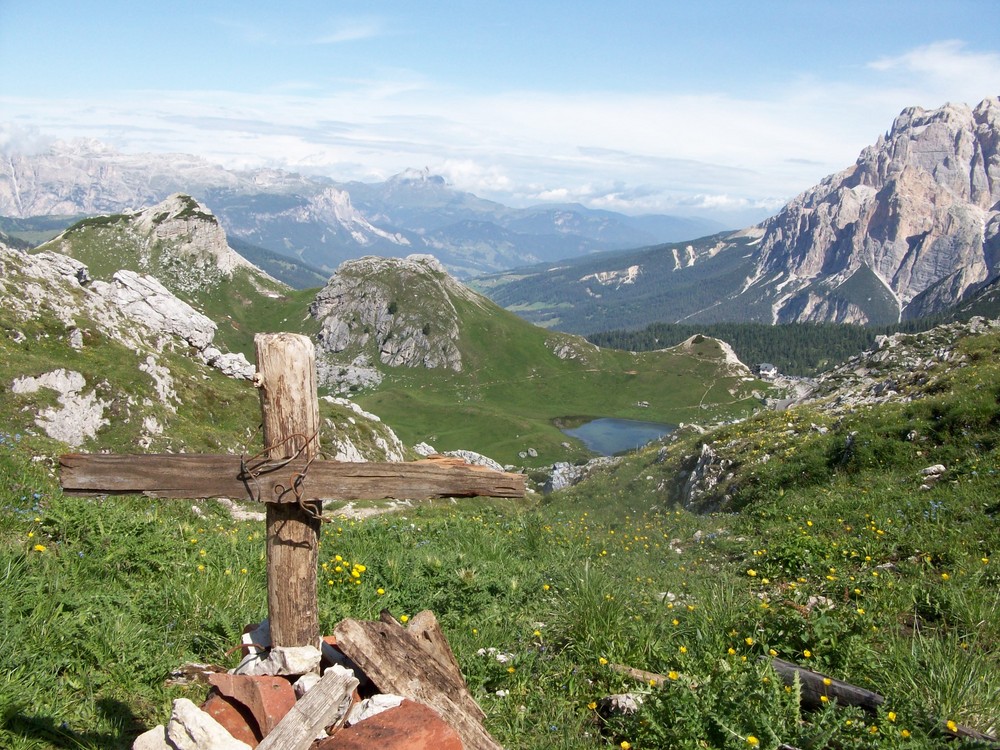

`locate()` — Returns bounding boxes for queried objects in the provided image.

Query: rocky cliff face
[309,254,482,392]
[751,97,1000,324]
[477,98,1000,331]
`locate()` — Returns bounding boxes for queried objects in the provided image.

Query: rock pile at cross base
[134,610,498,750]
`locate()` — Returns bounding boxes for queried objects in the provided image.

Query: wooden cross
[60,333,525,649]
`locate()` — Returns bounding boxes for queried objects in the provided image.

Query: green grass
[357,298,761,466]
[3,328,999,748]
[6,224,999,748]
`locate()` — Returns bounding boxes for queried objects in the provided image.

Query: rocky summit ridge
[478,97,1000,331]
[751,97,1000,324]
[46,193,281,297]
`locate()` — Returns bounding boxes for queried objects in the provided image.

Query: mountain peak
[751,96,1000,324]
[388,167,448,187]
[44,194,279,297]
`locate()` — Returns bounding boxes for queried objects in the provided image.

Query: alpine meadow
[1,75,999,750]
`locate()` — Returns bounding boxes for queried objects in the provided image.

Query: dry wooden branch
[768,657,884,713]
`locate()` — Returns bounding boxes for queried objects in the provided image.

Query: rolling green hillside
[357,301,762,465]
[24,203,765,468]
[471,232,760,333]
[308,255,765,466]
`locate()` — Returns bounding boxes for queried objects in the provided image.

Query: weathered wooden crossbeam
[56,332,528,650]
[59,453,526,502]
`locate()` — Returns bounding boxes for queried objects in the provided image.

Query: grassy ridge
[2,326,998,748]
[358,297,762,465]
[35,217,317,361]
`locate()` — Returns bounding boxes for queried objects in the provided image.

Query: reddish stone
[200,692,260,747]
[314,699,464,750]
[207,672,298,737]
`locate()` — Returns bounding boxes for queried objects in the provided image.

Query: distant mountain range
[5,96,997,332]
[474,97,1000,332]
[0,144,724,282]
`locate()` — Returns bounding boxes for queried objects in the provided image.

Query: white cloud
[2,39,998,223]
[314,19,385,45]
[869,40,1000,104]
[0,123,55,155]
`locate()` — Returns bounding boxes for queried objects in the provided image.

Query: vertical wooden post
[255,333,321,648]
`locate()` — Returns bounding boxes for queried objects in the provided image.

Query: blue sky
[2,0,999,224]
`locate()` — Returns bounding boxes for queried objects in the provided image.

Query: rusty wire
[239,428,328,522]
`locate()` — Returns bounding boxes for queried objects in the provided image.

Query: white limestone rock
[346,694,405,725]
[132,724,171,750]
[199,347,254,380]
[443,449,505,473]
[96,270,217,350]
[233,645,322,676]
[166,698,252,750]
[11,369,109,448]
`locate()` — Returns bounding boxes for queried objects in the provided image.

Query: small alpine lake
[559,417,675,456]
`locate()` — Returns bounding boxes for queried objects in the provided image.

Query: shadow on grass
[4,697,145,749]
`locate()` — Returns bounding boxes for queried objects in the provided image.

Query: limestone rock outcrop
[750,97,1000,324]
[0,243,253,381]
[310,254,487,391]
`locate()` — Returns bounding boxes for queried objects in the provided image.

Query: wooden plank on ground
[255,667,358,750]
[405,609,477,717]
[59,453,527,501]
[334,617,501,750]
